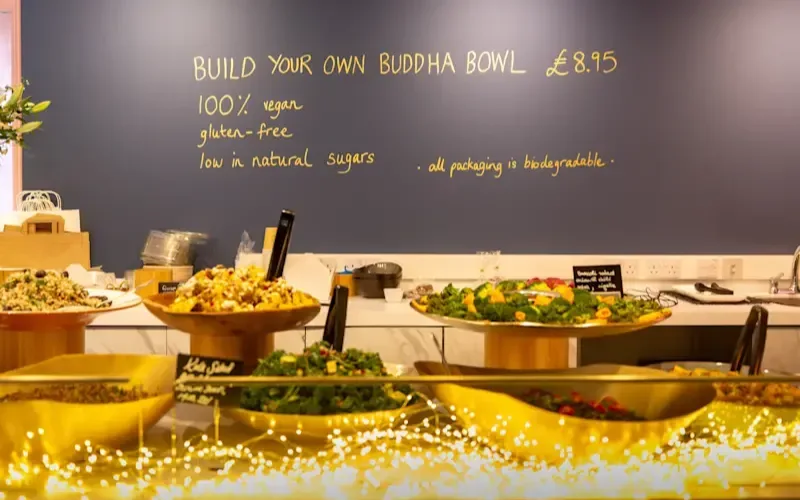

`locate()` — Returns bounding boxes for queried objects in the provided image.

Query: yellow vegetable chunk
[514,311,526,322]
[555,285,574,304]
[533,295,553,307]
[280,355,297,364]
[326,360,337,374]
[595,308,612,319]
[637,312,663,323]
[463,293,475,306]
[489,290,506,304]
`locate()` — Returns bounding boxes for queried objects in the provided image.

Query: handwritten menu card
[572,265,624,296]
[174,354,244,407]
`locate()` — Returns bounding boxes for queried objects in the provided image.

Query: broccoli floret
[465,309,483,321]
[572,289,598,308]
[505,293,530,308]
[425,295,446,314]
[549,297,572,314]
[481,303,517,322]
[474,296,489,309]
[443,302,467,318]
[474,283,495,300]
[441,283,460,299]
[497,280,524,292]
[519,305,541,323]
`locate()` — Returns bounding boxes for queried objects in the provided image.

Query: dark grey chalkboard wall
[21,0,800,273]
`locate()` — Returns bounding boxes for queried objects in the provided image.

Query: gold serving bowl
[225,364,430,439]
[651,362,800,439]
[143,292,321,337]
[0,354,175,462]
[410,301,672,339]
[415,361,715,465]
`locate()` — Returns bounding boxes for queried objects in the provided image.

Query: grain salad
[168,265,315,313]
[0,384,150,404]
[0,270,108,312]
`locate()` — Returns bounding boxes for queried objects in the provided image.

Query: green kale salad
[241,342,420,415]
[411,279,670,325]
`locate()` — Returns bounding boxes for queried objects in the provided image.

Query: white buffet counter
[81,297,800,374]
[91,297,800,328]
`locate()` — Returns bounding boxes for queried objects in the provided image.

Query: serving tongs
[322,286,348,352]
[729,305,769,375]
[694,282,735,296]
[504,289,560,299]
[265,210,295,282]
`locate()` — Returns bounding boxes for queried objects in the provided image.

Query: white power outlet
[721,258,744,279]
[643,259,682,279]
[696,258,720,280]
[620,260,639,280]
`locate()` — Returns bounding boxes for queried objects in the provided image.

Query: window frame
[0,0,21,203]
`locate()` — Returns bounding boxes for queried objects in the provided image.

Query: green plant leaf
[31,101,50,113]
[17,121,41,134]
[3,84,24,110]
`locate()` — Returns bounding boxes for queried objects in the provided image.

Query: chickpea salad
[0,270,109,312]
[168,265,316,313]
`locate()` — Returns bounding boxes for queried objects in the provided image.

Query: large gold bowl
[651,361,800,439]
[414,361,715,465]
[143,293,321,337]
[410,301,672,339]
[0,354,175,462]
[225,363,430,439]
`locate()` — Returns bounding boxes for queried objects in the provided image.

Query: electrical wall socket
[721,258,744,279]
[695,258,720,280]
[620,260,639,280]
[643,259,682,279]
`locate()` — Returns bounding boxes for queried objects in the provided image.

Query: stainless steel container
[141,230,207,266]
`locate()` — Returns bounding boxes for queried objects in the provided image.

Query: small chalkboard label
[158,282,181,294]
[174,354,244,407]
[572,265,624,296]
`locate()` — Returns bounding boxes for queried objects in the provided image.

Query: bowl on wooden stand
[144,294,320,373]
[411,301,672,371]
[0,289,142,372]
[143,210,321,373]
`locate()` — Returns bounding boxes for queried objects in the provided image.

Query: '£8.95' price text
[545,50,617,77]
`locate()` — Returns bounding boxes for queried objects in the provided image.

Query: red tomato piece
[558,405,575,416]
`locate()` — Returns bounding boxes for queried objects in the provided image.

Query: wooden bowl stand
[484,333,569,370]
[0,326,85,373]
[190,333,275,374]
